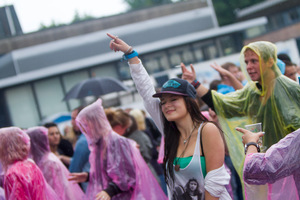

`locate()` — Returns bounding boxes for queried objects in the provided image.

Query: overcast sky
[0,0,128,33]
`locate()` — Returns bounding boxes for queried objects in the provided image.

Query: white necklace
[183,126,196,144]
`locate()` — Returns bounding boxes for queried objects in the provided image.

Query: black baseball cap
[152,78,196,98]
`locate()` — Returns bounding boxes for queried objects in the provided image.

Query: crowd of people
[0,32,299,200]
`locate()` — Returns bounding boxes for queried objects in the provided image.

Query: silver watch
[244,142,260,155]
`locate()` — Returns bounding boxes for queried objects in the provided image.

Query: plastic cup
[245,122,263,147]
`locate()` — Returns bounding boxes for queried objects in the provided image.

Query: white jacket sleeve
[128,60,164,134]
[204,165,232,200]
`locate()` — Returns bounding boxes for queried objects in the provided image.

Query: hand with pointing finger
[107,33,132,54]
[235,127,265,145]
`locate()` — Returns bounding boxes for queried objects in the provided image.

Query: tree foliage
[38,10,96,31]
[38,0,264,31]
[123,0,183,10]
[212,0,265,26]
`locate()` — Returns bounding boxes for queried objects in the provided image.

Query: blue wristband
[122,50,138,61]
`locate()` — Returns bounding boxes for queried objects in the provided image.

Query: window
[168,46,194,68]
[143,51,169,74]
[192,45,205,62]
[245,26,267,39]
[169,52,182,68]
[34,77,68,119]
[268,14,285,30]
[193,40,218,61]
[5,84,40,128]
[219,35,238,56]
[203,42,218,60]
[287,8,300,24]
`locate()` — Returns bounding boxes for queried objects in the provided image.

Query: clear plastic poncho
[76,98,168,200]
[0,127,59,200]
[243,128,300,199]
[211,41,300,191]
[26,126,85,200]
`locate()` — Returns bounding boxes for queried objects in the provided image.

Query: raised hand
[181,62,196,83]
[211,62,243,90]
[235,127,264,145]
[107,33,132,53]
[210,62,230,80]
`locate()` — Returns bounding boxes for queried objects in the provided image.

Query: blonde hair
[104,107,131,128]
[0,127,30,170]
[129,109,146,131]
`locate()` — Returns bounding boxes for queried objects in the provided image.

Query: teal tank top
[168,123,206,200]
[174,156,207,177]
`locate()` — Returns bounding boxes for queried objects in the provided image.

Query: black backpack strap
[200,122,208,157]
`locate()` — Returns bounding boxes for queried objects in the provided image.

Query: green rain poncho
[211,41,300,179]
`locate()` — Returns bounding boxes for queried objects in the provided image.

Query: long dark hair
[163,96,208,187]
[185,178,201,196]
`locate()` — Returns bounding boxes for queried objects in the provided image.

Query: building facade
[0,0,299,128]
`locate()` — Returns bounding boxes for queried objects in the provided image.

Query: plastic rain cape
[27,126,85,200]
[243,128,300,199]
[211,41,300,198]
[0,187,4,200]
[0,127,59,200]
[76,98,167,200]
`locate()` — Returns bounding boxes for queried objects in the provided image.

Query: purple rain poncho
[26,126,85,200]
[0,127,58,200]
[243,128,300,199]
[0,150,4,200]
[0,162,3,187]
[0,187,4,200]
[76,98,168,200]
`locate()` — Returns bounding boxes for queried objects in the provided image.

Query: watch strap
[245,142,260,154]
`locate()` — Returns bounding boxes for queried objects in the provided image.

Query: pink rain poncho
[0,127,59,200]
[26,126,85,200]
[76,98,168,200]
[243,128,300,199]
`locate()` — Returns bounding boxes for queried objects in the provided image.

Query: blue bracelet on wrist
[121,50,138,61]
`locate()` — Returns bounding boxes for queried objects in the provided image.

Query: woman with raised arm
[107,33,231,200]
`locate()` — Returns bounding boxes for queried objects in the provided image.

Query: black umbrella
[63,77,130,101]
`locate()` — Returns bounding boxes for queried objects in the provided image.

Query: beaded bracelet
[191,79,201,89]
[124,46,133,55]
